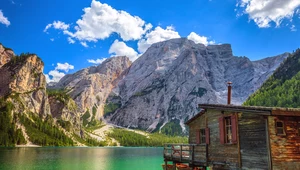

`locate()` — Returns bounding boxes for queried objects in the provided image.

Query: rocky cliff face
[0,53,51,116]
[54,56,131,121]
[48,93,82,138]
[0,44,14,68]
[105,38,287,133]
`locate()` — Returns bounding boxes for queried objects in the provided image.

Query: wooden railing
[163,144,208,166]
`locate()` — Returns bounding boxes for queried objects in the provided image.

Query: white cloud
[53,21,70,30]
[55,62,74,72]
[291,25,297,31]
[44,21,70,32]
[137,26,180,53]
[109,40,138,61]
[0,10,10,27]
[57,0,152,43]
[187,32,215,45]
[45,62,74,83]
[87,58,107,64]
[50,38,54,42]
[80,42,88,47]
[68,37,75,44]
[44,24,52,32]
[237,0,300,28]
[45,70,66,83]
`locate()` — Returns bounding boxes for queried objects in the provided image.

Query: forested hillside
[244,49,300,107]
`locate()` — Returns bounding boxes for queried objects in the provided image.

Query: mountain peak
[0,43,14,68]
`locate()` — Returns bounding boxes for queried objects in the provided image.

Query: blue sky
[1,0,300,82]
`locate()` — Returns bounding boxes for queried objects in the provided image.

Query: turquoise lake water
[0,147,164,170]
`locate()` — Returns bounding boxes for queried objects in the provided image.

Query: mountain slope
[244,49,300,107]
[54,56,131,122]
[0,49,74,146]
[105,38,288,134]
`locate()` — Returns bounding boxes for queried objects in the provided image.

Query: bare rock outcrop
[54,56,131,120]
[0,53,51,116]
[48,95,81,131]
[0,43,14,68]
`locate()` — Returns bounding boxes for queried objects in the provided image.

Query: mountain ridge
[244,49,300,108]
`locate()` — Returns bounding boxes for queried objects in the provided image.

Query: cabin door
[239,114,269,169]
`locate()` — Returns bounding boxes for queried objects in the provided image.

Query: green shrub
[160,119,184,136]
[47,89,71,104]
[104,103,121,116]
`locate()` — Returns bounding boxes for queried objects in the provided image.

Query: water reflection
[0,147,163,170]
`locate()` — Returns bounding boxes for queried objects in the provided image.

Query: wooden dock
[163,144,208,168]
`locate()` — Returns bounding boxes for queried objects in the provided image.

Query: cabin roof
[185,104,300,125]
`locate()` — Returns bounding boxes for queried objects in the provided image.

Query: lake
[0,147,164,170]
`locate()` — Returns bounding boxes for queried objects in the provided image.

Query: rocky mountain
[104,38,288,134]
[0,43,188,147]
[0,53,51,117]
[49,38,287,135]
[54,56,131,121]
[0,43,14,67]
[0,45,86,146]
[244,49,300,107]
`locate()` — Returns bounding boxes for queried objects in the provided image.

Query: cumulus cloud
[45,70,66,83]
[55,62,74,72]
[137,26,180,53]
[109,40,138,61]
[57,0,151,43]
[0,10,10,27]
[44,21,70,32]
[87,58,107,64]
[237,0,300,28]
[45,62,74,83]
[187,32,215,45]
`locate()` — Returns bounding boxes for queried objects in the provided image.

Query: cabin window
[219,114,237,144]
[275,120,285,136]
[225,117,232,143]
[200,129,206,144]
[196,128,210,144]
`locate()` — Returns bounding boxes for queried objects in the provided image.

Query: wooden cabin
[164,104,300,170]
[163,84,300,170]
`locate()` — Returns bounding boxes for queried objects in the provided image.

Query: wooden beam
[272,110,300,116]
[237,113,241,168]
[266,118,273,170]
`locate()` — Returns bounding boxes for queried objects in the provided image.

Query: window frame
[200,128,206,144]
[224,116,232,144]
[275,120,286,136]
[219,113,237,144]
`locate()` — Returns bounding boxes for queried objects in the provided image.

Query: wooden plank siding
[268,116,300,170]
[189,109,240,169]
[238,113,269,170]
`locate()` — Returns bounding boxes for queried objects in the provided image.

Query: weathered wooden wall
[268,116,300,170]
[189,113,206,144]
[188,109,239,169]
[238,113,269,169]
